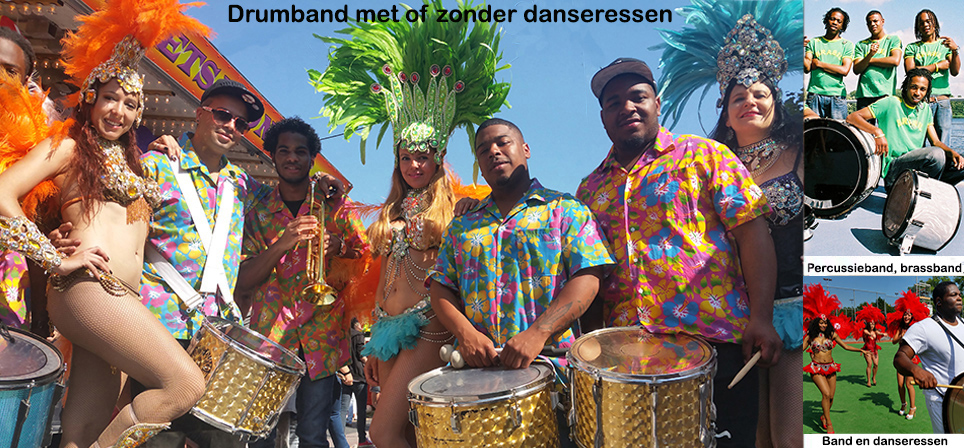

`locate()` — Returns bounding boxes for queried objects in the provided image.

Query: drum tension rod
[450,400,461,434]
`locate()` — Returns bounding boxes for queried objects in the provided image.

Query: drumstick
[727,351,762,389]
[938,384,964,389]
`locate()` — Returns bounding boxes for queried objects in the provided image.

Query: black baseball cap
[199,78,264,123]
[590,58,656,101]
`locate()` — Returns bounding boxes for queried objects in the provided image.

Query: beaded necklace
[735,137,785,176]
[383,187,432,300]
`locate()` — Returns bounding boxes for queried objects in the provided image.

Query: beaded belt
[49,268,141,297]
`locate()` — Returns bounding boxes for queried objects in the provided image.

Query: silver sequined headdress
[715,14,788,107]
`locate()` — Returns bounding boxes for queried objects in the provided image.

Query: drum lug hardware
[592,376,604,448]
[408,408,419,427]
[921,191,932,200]
[450,401,462,434]
[510,400,523,429]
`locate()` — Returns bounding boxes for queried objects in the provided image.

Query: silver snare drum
[882,169,962,254]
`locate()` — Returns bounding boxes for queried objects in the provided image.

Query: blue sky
[804,0,964,98]
[805,275,933,307]
[185,0,803,206]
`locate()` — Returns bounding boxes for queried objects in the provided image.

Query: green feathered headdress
[308,0,510,167]
[651,0,802,130]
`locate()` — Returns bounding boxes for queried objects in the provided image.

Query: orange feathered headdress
[887,290,930,337]
[804,283,840,325]
[60,0,210,122]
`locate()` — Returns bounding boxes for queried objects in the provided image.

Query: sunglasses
[201,106,251,133]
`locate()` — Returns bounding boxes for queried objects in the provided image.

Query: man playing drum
[894,281,964,433]
[853,11,902,111]
[238,117,369,448]
[575,57,782,448]
[805,7,855,120]
[847,68,964,192]
[429,118,614,448]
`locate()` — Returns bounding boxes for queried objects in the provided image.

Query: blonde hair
[367,153,456,256]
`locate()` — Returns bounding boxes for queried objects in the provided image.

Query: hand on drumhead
[458,328,499,367]
[741,317,782,367]
[501,329,547,369]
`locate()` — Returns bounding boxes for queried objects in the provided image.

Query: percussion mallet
[727,351,762,389]
[937,384,964,389]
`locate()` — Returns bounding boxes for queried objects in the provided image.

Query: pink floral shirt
[242,187,369,380]
[576,128,769,344]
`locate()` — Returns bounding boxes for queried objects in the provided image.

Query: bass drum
[804,118,882,218]
[882,170,962,254]
[943,371,964,433]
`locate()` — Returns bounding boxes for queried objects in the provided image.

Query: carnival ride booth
[1,0,349,187]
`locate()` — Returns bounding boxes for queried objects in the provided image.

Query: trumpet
[302,178,337,308]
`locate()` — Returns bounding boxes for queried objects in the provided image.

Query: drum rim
[566,328,716,383]
[804,118,881,218]
[190,407,273,439]
[0,326,66,389]
[200,317,306,376]
[882,170,920,240]
[943,371,964,433]
[407,362,555,406]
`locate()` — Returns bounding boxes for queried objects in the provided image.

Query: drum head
[0,326,64,388]
[408,363,554,404]
[204,318,306,375]
[882,170,918,239]
[943,372,964,432]
[568,328,714,380]
[804,118,876,217]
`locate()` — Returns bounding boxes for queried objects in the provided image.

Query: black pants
[340,381,368,441]
[711,342,759,448]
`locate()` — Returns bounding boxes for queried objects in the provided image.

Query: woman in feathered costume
[888,290,929,420]
[803,284,867,434]
[654,1,802,446]
[309,1,508,446]
[856,304,885,387]
[0,1,209,447]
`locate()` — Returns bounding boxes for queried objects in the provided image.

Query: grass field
[802,338,934,434]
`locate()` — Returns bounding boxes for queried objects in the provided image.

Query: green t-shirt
[806,36,855,96]
[905,40,953,96]
[854,34,903,98]
[868,95,933,176]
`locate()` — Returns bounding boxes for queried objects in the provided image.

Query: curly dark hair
[823,8,850,34]
[914,10,940,42]
[901,68,933,103]
[807,318,835,341]
[710,78,802,149]
[262,116,321,156]
[0,27,36,83]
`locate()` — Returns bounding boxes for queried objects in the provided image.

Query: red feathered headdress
[804,283,840,324]
[855,304,885,325]
[829,313,854,340]
[887,290,931,337]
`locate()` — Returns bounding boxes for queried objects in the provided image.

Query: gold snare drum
[187,318,305,440]
[568,328,716,448]
[408,362,559,448]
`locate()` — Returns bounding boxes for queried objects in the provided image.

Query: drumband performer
[803,285,868,434]
[0,1,210,447]
[895,281,964,433]
[309,5,506,447]
[238,117,369,448]
[887,290,929,420]
[656,6,804,446]
[855,304,885,388]
[804,7,854,120]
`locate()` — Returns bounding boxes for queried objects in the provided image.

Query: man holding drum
[238,117,369,448]
[894,281,964,433]
[429,118,614,447]
[805,7,855,120]
[576,58,782,448]
[847,68,964,192]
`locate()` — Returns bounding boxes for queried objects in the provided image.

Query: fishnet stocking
[757,348,803,448]
[48,279,205,448]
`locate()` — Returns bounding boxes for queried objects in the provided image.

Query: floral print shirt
[140,135,270,339]
[0,251,29,329]
[576,128,769,344]
[242,187,369,380]
[429,179,614,376]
